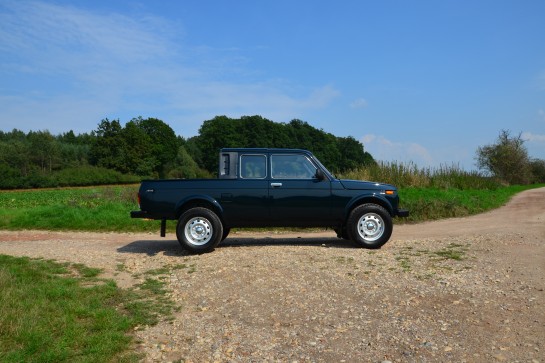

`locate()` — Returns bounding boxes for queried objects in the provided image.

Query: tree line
[1,116,543,189]
[0,115,375,189]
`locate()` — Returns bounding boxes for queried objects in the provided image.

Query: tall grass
[341,161,500,190]
[341,162,543,222]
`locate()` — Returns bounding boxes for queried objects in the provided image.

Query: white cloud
[0,1,339,135]
[522,132,545,143]
[361,134,435,167]
[0,1,173,74]
[350,98,368,109]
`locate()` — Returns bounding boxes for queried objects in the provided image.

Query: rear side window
[240,154,266,179]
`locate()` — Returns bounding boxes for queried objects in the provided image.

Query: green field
[0,184,543,233]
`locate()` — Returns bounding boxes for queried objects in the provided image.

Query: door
[220,153,270,227]
[268,153,331,226]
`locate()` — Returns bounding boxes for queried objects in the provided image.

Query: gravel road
[1,188,544,362]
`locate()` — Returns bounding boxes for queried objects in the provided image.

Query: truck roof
[220,148,312,154]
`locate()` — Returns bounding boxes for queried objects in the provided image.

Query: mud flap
[160,219,166,237]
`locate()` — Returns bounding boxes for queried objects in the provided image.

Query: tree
[0,138,32,176]
[475,130,531,185]
[89,119,125,171]
[27,130,60,172]
[131,117,178,178]
[57,142,90,168]
[167,146,202,179]
[196,115,246,172]
[121,120,156,176]
[194,115,369,174]
[88,117,178,177]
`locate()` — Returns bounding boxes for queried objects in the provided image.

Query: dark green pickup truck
[131,148,408,253]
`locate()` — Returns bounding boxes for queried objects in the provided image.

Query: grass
[341,161,501,189]
[393,243,470,275]
[341,162,543,223]
[0,255,178,363]
[433,243,468,261]
[0,185,163,233]
[0,182,543,232]
[398,184,543,223]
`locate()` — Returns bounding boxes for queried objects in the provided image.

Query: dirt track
[1,188,544,362]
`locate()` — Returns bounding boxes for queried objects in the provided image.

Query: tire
[347,204,392,249]
[176,207,223,253]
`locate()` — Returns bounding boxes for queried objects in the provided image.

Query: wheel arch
[344,195,394,222]
[175,195,224,221]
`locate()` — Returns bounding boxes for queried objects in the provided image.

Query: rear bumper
[131,211,167,237]
[396,209,410,218]
[130,210,149,219]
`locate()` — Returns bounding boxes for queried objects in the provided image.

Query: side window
[240,154,266,179]
[271,154,317,179]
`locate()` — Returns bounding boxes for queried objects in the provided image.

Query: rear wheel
[347,204,392,249]
[176,207,223,253]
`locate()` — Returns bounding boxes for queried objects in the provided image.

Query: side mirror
[315,168,325,181]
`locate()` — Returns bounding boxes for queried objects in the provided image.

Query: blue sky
[1,0,544,169]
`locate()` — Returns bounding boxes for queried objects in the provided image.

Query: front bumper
[396,209,410,217]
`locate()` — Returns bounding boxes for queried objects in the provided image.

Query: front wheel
[176,207,223,253]
[347,204,392,249]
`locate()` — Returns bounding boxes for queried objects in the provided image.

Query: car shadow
[117,239,190,257]
[117,236,355,256]
[219,236,353,249]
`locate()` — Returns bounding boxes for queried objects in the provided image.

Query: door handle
[270,182,283,188]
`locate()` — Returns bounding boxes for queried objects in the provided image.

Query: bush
[0,164,23,189]
[54,166,141,187]
[530,159,545,183]
[0,166,141,190]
